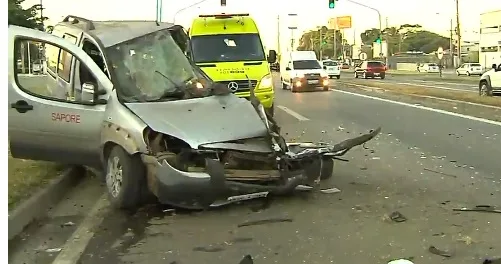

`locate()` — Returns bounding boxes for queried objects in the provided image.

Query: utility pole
[277,15,281,56]
[344,0,382,57]
[333,26,337,60]
[319,28,323,59]
[455,0,461,65]
[449,19,454,68]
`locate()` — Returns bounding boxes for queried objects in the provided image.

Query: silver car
[8,19,381,210]
[456,63,484,76]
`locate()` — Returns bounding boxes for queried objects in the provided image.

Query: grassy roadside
[8,150,65,211]
[344,80,501,107]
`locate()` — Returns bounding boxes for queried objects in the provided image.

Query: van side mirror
[81,83,95,104]
[492,64,497,69]
[285,67,291,71]
[323,66,327,70]
[268,50,277,63]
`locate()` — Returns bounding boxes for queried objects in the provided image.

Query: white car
[456,63,483,76]
[321,60,341,79]
[479,63,501,96]
[418,63,440,73]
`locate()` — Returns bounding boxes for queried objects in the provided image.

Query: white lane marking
[331,89,501,126]
[52,194,109,264]
[338,83,501,110]
[395,82,476,92]
[277,105,309,121]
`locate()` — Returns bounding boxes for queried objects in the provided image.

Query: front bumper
[292,76,330,89]
[236,89,274,109]
[142,127,381,209]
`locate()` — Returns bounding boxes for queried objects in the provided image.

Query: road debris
[453,205,501,214]
[192,245,225,252]
[45,247,62,253]
[61,221,75,227]
[238,217,293,227]
[387,259,414,264]
[320,187,341,194]
[428,245,453,257]
[389,211,407,223]
[423,168,457,178]
[239,254,254,264]
[456,234,474,245]
[484,258,501,264]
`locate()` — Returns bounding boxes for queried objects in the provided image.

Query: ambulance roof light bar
[198,13,250,19]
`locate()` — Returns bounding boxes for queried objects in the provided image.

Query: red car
[354,61,386,79]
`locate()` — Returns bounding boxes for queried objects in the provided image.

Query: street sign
[437,46,444,60]
[359,52,367,60]
[336,16,352,29]
[328,18,337,30]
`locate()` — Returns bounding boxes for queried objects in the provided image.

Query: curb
[8,166,86,241]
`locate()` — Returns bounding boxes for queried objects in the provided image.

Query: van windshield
[191,33,266,63]
[106,29,209,102]
[293,60,321,70]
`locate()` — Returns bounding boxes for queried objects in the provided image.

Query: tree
[296,26,344,59]
[8,0,47,30]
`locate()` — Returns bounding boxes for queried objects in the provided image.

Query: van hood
[197,61,269,82]
[125,94,269,149]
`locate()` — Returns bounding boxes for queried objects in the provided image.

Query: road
[340,70,479,93]
[9,76,501,264]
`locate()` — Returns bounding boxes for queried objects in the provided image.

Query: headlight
[258,74,273,89]
[320,71,328,78]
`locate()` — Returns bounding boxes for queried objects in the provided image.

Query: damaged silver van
[8,18,380,210]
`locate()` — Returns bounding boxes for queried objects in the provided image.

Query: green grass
[8,150,65,211]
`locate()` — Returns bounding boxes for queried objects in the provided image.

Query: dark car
[354,61,386,79]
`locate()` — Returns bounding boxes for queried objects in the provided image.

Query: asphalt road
[340,70,479,93]
[9,77,501,264]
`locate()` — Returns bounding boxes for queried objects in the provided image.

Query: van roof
[190,14,259,36]
[56,16,176,47]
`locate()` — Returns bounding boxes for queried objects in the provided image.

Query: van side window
[58,34,78,82]
[15,39,97,105]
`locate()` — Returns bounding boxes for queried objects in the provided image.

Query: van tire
[336,75,340,79]
[282,81,288,90]
[105,145,146,210]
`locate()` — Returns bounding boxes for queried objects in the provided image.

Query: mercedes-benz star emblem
[228,82,239,92]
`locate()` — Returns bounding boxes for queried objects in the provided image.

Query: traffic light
[328,0,335,9]
[375,36,382,44]
[322,40,327,45]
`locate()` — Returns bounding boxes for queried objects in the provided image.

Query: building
[479,9,501,68]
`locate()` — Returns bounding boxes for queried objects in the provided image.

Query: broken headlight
[257,74,273,90]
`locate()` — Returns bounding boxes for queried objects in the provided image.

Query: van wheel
[479,81,492,97]
[282,81,288,90]
[105,145,146,210]
[320,158,334,180]
[336,75,340,79]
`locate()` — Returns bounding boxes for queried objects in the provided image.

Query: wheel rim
[480,84,489,96]
[106,156,123,198]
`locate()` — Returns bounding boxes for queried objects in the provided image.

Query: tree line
[297,23,453,58]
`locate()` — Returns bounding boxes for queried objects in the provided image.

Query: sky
[25,0,501,53]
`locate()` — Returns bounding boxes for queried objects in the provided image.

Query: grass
[346,80,501,107]
[8,150,65,211]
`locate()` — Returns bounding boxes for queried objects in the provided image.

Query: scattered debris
[192,245,225,252]
[372,157,381,160]
[238,217,293,228]
[295,185,314,191]
[61,221,75,227]
[387,259,414,264]
[230,237,253,244]
[484,258,501,264]
[239,254,254,264]
[162,208,175,213]
[320,187,341,194]
[453,205,501,214]
[457,234,474,245]
[428,245,453,257]
[45,248,62,253]
[389,211,407,223]
[423,168,457,178]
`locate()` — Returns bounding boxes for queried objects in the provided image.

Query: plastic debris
[389,211,407,223]
[239,254,254,264]
[45,248,62,253]
[428,245,453,257]
[320,187,341,194]
[388,259,414,264]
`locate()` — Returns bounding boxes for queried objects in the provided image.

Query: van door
[8,26,113,166]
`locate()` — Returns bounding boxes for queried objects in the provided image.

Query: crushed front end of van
[130,83,381,210]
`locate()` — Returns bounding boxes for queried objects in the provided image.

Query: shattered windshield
[106,29,209,102]
[191,33,266,63]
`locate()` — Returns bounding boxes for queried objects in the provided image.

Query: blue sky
[26,0,501,52]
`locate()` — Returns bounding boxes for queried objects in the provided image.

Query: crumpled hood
[125,94,268,148]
